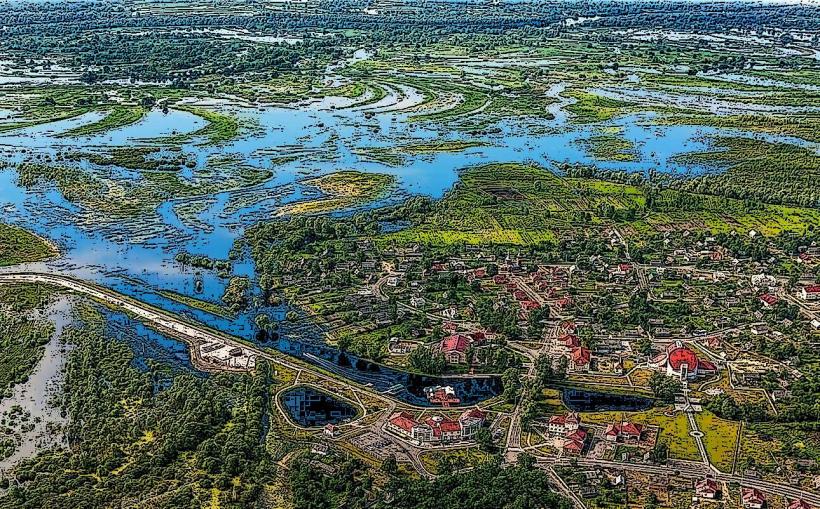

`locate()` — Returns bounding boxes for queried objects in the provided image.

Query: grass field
[418,447,489,475]
[0,223,57,267]
[695,410,740,472]
[59,106,147,138]
[168,105,242,145]
[279,171,394,216]
[158,290,234,319]
[564,89,633,123]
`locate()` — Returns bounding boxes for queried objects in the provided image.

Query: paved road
[537,456,820,506]
[0,272,400,405]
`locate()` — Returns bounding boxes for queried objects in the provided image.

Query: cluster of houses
[547,412,589,455]
[695,477,812,509]
[694,478,814,509]
[546,412,652,457]
[386,407,487,445]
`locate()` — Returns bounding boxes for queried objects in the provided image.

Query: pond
[280,386,358,427]
[561,388,654,413]
[276,338,502,407]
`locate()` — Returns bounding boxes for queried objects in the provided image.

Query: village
[270,226,820,508]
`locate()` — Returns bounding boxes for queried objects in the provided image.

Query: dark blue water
[281,386,357,427]
[275,337,502,407]
[562,388,654,412]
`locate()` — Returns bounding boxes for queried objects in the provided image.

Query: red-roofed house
[387,412,433,442]
[788,499,811,509]
[558,334,580,350]
[425,416,462,443]
[571,347,591,371]
[801,285,820,301]
[695,478,720,499]
[610,263,632,277]
[458,408,487,439]
[565,428,587,443]
[742,487,766,509]
[561,427,588,456]
[521,300,541,312]
[604,421,644,443]
[440,334,471,363]
[562,436,585,455]
[548,413,580,435]
[666,342,715,380]
[759,294,779,308]
[699,359,718,375]
[469,331,486,343]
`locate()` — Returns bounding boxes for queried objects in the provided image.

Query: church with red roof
[650,341,718,380]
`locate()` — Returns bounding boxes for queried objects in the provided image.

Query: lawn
[694,410,740,472]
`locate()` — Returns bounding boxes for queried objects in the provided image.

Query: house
[759,294,778,308]
[311,443,329,456]
[557,334,580,350]
[387,412,433,443]
[609,263,632,278]
[563,428,588,455]
[571,347,591,371]
[493,275,509,285]
[694,478,720,499]
[410,296,426,308]
[440,334,471,363]
[741,487,766,509]
[548,413,581,435]
[801,285,820,301]
[425,385,461,406]
[425,416,462,443]
[787,499,812,509]
[458,408,488,439]
[751,324,770,336]
[604,421,644,443]
[323,424,338,438]
[562,437,584,455]
[652,341,717,380]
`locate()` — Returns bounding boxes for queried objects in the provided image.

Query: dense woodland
[0,0,818,82]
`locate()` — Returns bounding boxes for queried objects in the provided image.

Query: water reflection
[281,386,357,427]
[562,388,654,413]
